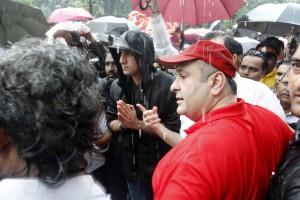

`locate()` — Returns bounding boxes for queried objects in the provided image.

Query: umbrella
[47,7,93,24]
[45,21,91,45]
[234,36,259,54]
[131,0,246,25]
[87,16,140,44]
[0,0,49,46]
[238,3,300,37]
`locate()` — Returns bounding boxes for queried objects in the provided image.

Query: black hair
[227,76,237,95]
[203,32,243,56]
[224,36,243,56]
[0,38,102,186]
[256,37,282,56]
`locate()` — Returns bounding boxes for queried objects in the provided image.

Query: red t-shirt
[153,99,293,200]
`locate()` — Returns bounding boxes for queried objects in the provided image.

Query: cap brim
[159,55,196,68]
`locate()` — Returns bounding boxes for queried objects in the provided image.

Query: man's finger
[136,103,147,112]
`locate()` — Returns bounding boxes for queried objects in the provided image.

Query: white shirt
[235,73,286,120]
[0,175,110,200]
[286,112,299,125]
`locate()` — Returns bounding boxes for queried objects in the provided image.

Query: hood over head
[109,30,156,89]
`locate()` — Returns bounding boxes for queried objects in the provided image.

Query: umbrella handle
[139,0,151,10]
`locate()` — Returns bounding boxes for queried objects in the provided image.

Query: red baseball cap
[159,40,236,77]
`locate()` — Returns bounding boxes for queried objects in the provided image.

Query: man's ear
[209,72,226,96]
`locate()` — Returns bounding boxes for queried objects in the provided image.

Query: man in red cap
[151,40,293,199]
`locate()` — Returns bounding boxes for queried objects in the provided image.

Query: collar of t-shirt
[185,98,245,135]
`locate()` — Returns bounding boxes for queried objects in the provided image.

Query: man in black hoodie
[106,30,180,200]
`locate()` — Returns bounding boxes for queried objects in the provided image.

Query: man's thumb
[136,103,146,112]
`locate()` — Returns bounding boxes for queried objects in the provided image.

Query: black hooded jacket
[106,30,180,183]
[267,121,300,200]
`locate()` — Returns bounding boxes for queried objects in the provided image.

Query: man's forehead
[175,61,197,72]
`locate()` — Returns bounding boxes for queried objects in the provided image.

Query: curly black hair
[0,38,103,186]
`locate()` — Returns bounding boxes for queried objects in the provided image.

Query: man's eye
[291,62,300,73]
[177,74,186,79]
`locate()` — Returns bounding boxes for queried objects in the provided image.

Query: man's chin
[291,104,300,117]
[176,108,186,116]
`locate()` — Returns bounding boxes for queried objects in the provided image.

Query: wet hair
[227,76,237,95]
[0,38,102,186]
[242,48,269,72]
[197,60,237,95]
[256,37,282,56]
[224,37,243,56]
[203,32,243,56]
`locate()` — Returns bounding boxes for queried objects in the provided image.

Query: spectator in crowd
[256,37,283,88]
[239,49,268,81]
[92,49,129,200]
[276,61,291,84]
[275,62,298,129]
[267,42,300,200]
[0,38,110,200]
[106,30,180,200]
[151,40,292,200]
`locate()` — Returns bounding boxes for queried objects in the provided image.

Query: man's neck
[210,94,237,112]
[281,103,291,114]
[132,73,142,86]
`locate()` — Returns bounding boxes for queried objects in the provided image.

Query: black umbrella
[238,3,300,37]
[0,0,49,46]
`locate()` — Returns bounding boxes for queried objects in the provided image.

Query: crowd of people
[2,0,300,200]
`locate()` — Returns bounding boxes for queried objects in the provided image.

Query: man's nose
[170,79,179,92]
[119,53,126,64]
[294,76,300,90]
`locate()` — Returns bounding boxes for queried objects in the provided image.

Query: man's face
[104,53,118,79]
[119,50,140,76]
[239,55,265,81]
[277,73,290,108]
[257,46,278,73]
[289,46,300,116]
[276,63,290,84]
[170,61,211,121]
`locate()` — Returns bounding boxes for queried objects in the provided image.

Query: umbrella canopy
[234,36,259,53]
[48,7,93,24]
[87,16,139,43]
[88,16,139,36]
[0,0,49,46]
[131,0,245,25]
[238,3,300,37]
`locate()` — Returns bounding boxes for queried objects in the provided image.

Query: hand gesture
[117,100,140,130]
[136,104,161,129]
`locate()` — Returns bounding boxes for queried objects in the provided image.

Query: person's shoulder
[154,70,175,83]
[0,178,42,199]
[236,75,272,93]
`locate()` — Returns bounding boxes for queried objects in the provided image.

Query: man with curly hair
[0,38,110,200]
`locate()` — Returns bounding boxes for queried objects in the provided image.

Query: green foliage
[14,0,132,18]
